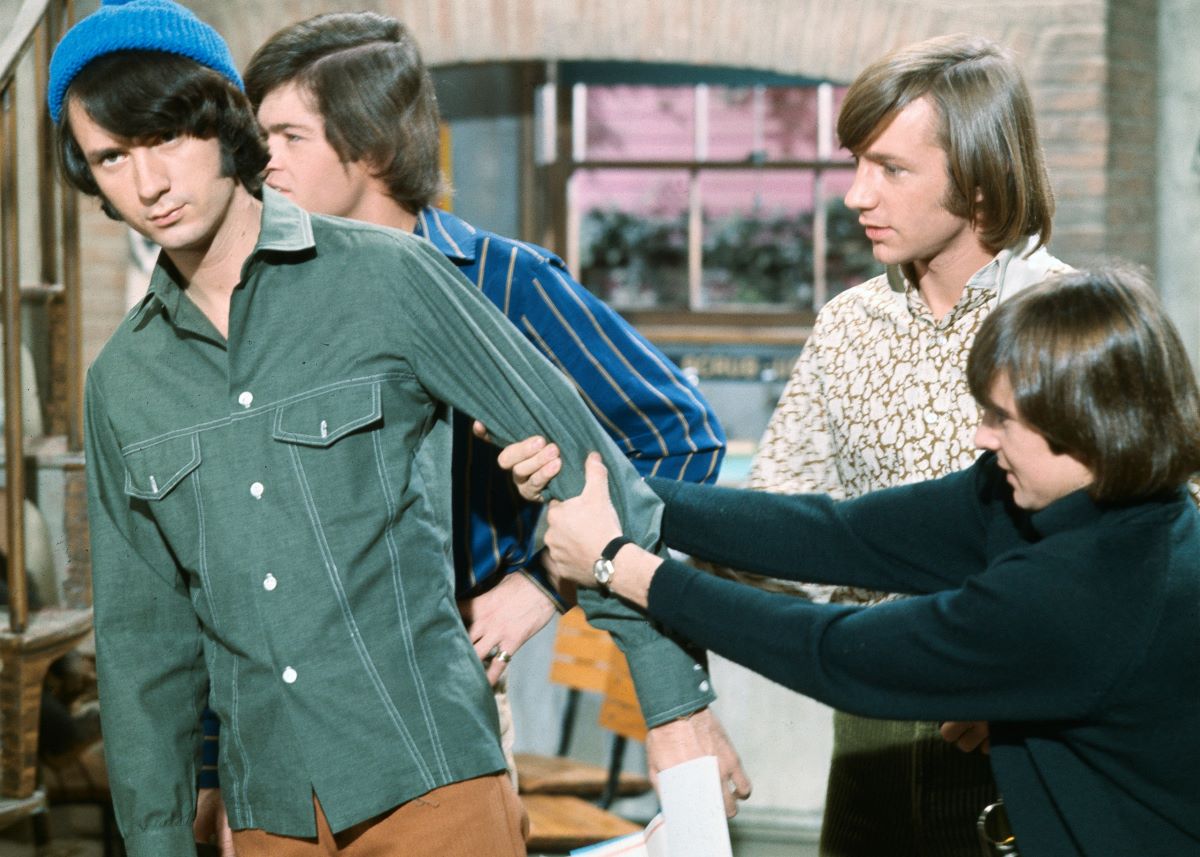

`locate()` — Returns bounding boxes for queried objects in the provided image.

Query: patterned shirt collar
[887,234,1053,298]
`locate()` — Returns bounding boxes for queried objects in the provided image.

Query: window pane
[705,86,826,162]
[700,170,815,308]
[761,87,821,161]
[705,86,760,162]
[574,168,689,309]
[584,86,694,161]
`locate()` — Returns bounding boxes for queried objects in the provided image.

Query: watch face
[593,557,614,586]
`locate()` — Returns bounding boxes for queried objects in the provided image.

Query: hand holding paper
[570,755,733,857]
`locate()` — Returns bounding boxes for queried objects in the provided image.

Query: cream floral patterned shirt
[743,237,1070,605]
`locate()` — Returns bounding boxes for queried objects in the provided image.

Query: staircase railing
[0,0,94,821]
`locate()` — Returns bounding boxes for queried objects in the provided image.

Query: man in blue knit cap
[52,2,729,855]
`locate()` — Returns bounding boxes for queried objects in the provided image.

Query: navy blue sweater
[647,453,1200,857]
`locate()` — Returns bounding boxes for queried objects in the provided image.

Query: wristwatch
[593,536,634,588]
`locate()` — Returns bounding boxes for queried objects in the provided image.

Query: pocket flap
[272,383,382,447]
[123,434,201,500]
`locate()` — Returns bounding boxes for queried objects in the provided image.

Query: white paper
[656,755,733,857]
[570,755,732,857]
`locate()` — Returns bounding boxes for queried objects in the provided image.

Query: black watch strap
[601,535,634,562]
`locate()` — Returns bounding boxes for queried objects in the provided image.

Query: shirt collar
[130,187,316,326]
[254,186,315,254]
[886,234,1051,298]
[413,207,477,264]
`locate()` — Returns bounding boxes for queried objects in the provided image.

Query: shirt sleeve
[393,237,715,725]
[454,244,723,601]
[85,374,208,857]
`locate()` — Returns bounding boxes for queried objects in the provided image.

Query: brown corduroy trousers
[232,773,528,857]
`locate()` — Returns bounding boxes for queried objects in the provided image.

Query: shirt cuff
[520,554,569,612]
[122,824,198,857]
[621,632,716,728]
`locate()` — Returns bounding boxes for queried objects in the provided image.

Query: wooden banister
[0,1,93,832]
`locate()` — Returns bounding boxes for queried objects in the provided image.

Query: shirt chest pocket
[271,382,384,448]
[123,434,201,501]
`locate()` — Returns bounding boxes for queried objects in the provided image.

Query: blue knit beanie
[47,0,242,123]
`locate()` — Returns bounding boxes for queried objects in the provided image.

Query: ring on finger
[496,649,512,664]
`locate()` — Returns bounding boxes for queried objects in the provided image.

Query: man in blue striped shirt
[193,9,748,850]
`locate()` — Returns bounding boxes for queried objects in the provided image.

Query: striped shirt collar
[413,207,478,265]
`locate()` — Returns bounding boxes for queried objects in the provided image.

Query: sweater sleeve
[646,544,1121,723]
[648,458,995,595]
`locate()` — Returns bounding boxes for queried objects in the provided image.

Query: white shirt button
[250,482,264,499]
[263,573,277,592]
[238,391,254,408]
[282,666,297,684]
[699,680,711,693]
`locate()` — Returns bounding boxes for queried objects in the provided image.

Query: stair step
[0,607,92,652]
[0,789,44,831]
[0,608,93,799]
[18,283,64,303]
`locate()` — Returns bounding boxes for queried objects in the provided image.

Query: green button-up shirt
[84,190,715,857]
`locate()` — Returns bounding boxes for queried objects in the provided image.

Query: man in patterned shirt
[743,35,1069,857]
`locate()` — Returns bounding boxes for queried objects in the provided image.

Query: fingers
[523,454,561,500]
[472,636,497,661]
[496,435,549,472]
[728,766,752,801]
[485,658,507,686]
[581,452,610,498]
[722,789,738,818]
[472,637,513,686]
[940,720,990,754]
[472,420,491,443]
[939,721,969,744]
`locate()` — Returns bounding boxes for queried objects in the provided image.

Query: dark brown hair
[244,12,443,214]
[57,51,267,220]
[968,268,1200,502]
[838,34,1054,253]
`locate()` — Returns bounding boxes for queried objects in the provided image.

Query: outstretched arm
[540,454,1117,724]
[393,237,715,727]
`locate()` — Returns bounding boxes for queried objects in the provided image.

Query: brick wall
[73,1,1145,356]
[1104,0,1158,271]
